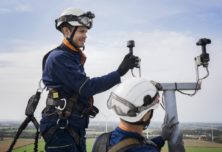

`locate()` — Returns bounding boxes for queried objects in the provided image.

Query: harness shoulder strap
[92,132,112,152]
[42,50,53,71]
[42,44,73,71]
[108,138,141,152]
[42,45,63,71]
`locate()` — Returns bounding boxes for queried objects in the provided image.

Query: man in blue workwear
[92,78,182,152]
[40,8,140,152]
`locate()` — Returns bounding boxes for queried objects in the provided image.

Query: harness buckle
[55,98,67,111]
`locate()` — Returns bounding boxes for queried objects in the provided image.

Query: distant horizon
[1,119,222,124]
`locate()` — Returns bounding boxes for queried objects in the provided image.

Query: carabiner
[55,98,67,111]
[57,118,69,129]
[37,79,46,93]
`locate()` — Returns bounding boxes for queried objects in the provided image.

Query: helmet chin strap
[143,110,153,130]
[67,26,85,50]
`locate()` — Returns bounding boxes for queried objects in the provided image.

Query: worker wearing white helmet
[40,8,140,152]
[93,78,179,152]
[55,8,95,50]
[107,77,159,125]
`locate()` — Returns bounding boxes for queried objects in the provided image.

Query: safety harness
[92,132,158,152]
[41,88,99,144]
[7,41,99,152]
[41,42,99,150]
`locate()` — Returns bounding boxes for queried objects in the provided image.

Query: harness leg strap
[67,127,80,144]
[42,125,81,146]
[42,125,59,143]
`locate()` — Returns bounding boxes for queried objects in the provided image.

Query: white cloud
[0,3,32,15]
[15,4,32,12]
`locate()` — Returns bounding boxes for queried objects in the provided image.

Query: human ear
[62,27,71,38]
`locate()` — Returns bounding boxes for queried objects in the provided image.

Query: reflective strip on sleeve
[78,77,89,95]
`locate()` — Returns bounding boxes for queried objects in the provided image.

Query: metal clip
[37,79,46,93]
[55,98,67,111]
[57,118,69,129]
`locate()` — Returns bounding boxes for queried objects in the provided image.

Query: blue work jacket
[109,127,165,152]
[40,43,121,137]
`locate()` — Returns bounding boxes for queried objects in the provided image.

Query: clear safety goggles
[56,11,95,29]
[107,92,159,117]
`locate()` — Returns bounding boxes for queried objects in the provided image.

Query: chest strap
[108,138,140,152]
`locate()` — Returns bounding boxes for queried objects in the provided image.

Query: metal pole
[160,82,200,152]
[163,90,184,152]
[211,124,214,143]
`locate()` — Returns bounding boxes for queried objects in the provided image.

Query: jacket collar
[63,38,87,65]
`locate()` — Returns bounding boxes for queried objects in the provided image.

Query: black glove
[117,53,140,76]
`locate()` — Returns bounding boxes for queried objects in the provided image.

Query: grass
[12,138,95,152]
[12,140,45,152]
[4,138,222,152]
[186,147,222,152]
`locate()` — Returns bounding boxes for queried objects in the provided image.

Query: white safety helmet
[55,8,95,31]
[107,78,159,123]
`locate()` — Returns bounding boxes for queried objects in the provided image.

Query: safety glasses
[55,11,95,29]
[78,15,93,28]
[107,92,159,117]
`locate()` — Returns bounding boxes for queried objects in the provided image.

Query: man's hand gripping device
[127,40,141,77]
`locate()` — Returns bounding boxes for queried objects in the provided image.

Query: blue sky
[0,0,222,123]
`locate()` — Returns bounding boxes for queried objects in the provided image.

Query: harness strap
[67,127,80,144]
[92,132,159,152]
[46,90,79,119]
[42,125,59,143]
[64,94,78,118]
[92,132,112,152]
[108,138,141,152]
[42,125,80,145]
[46,90,99,118]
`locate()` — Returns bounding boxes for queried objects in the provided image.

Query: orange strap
[63,39,87,65]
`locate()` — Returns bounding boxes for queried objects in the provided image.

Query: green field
[185,147,222,152]
[2,139,222,152]
[11,138,95,152]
